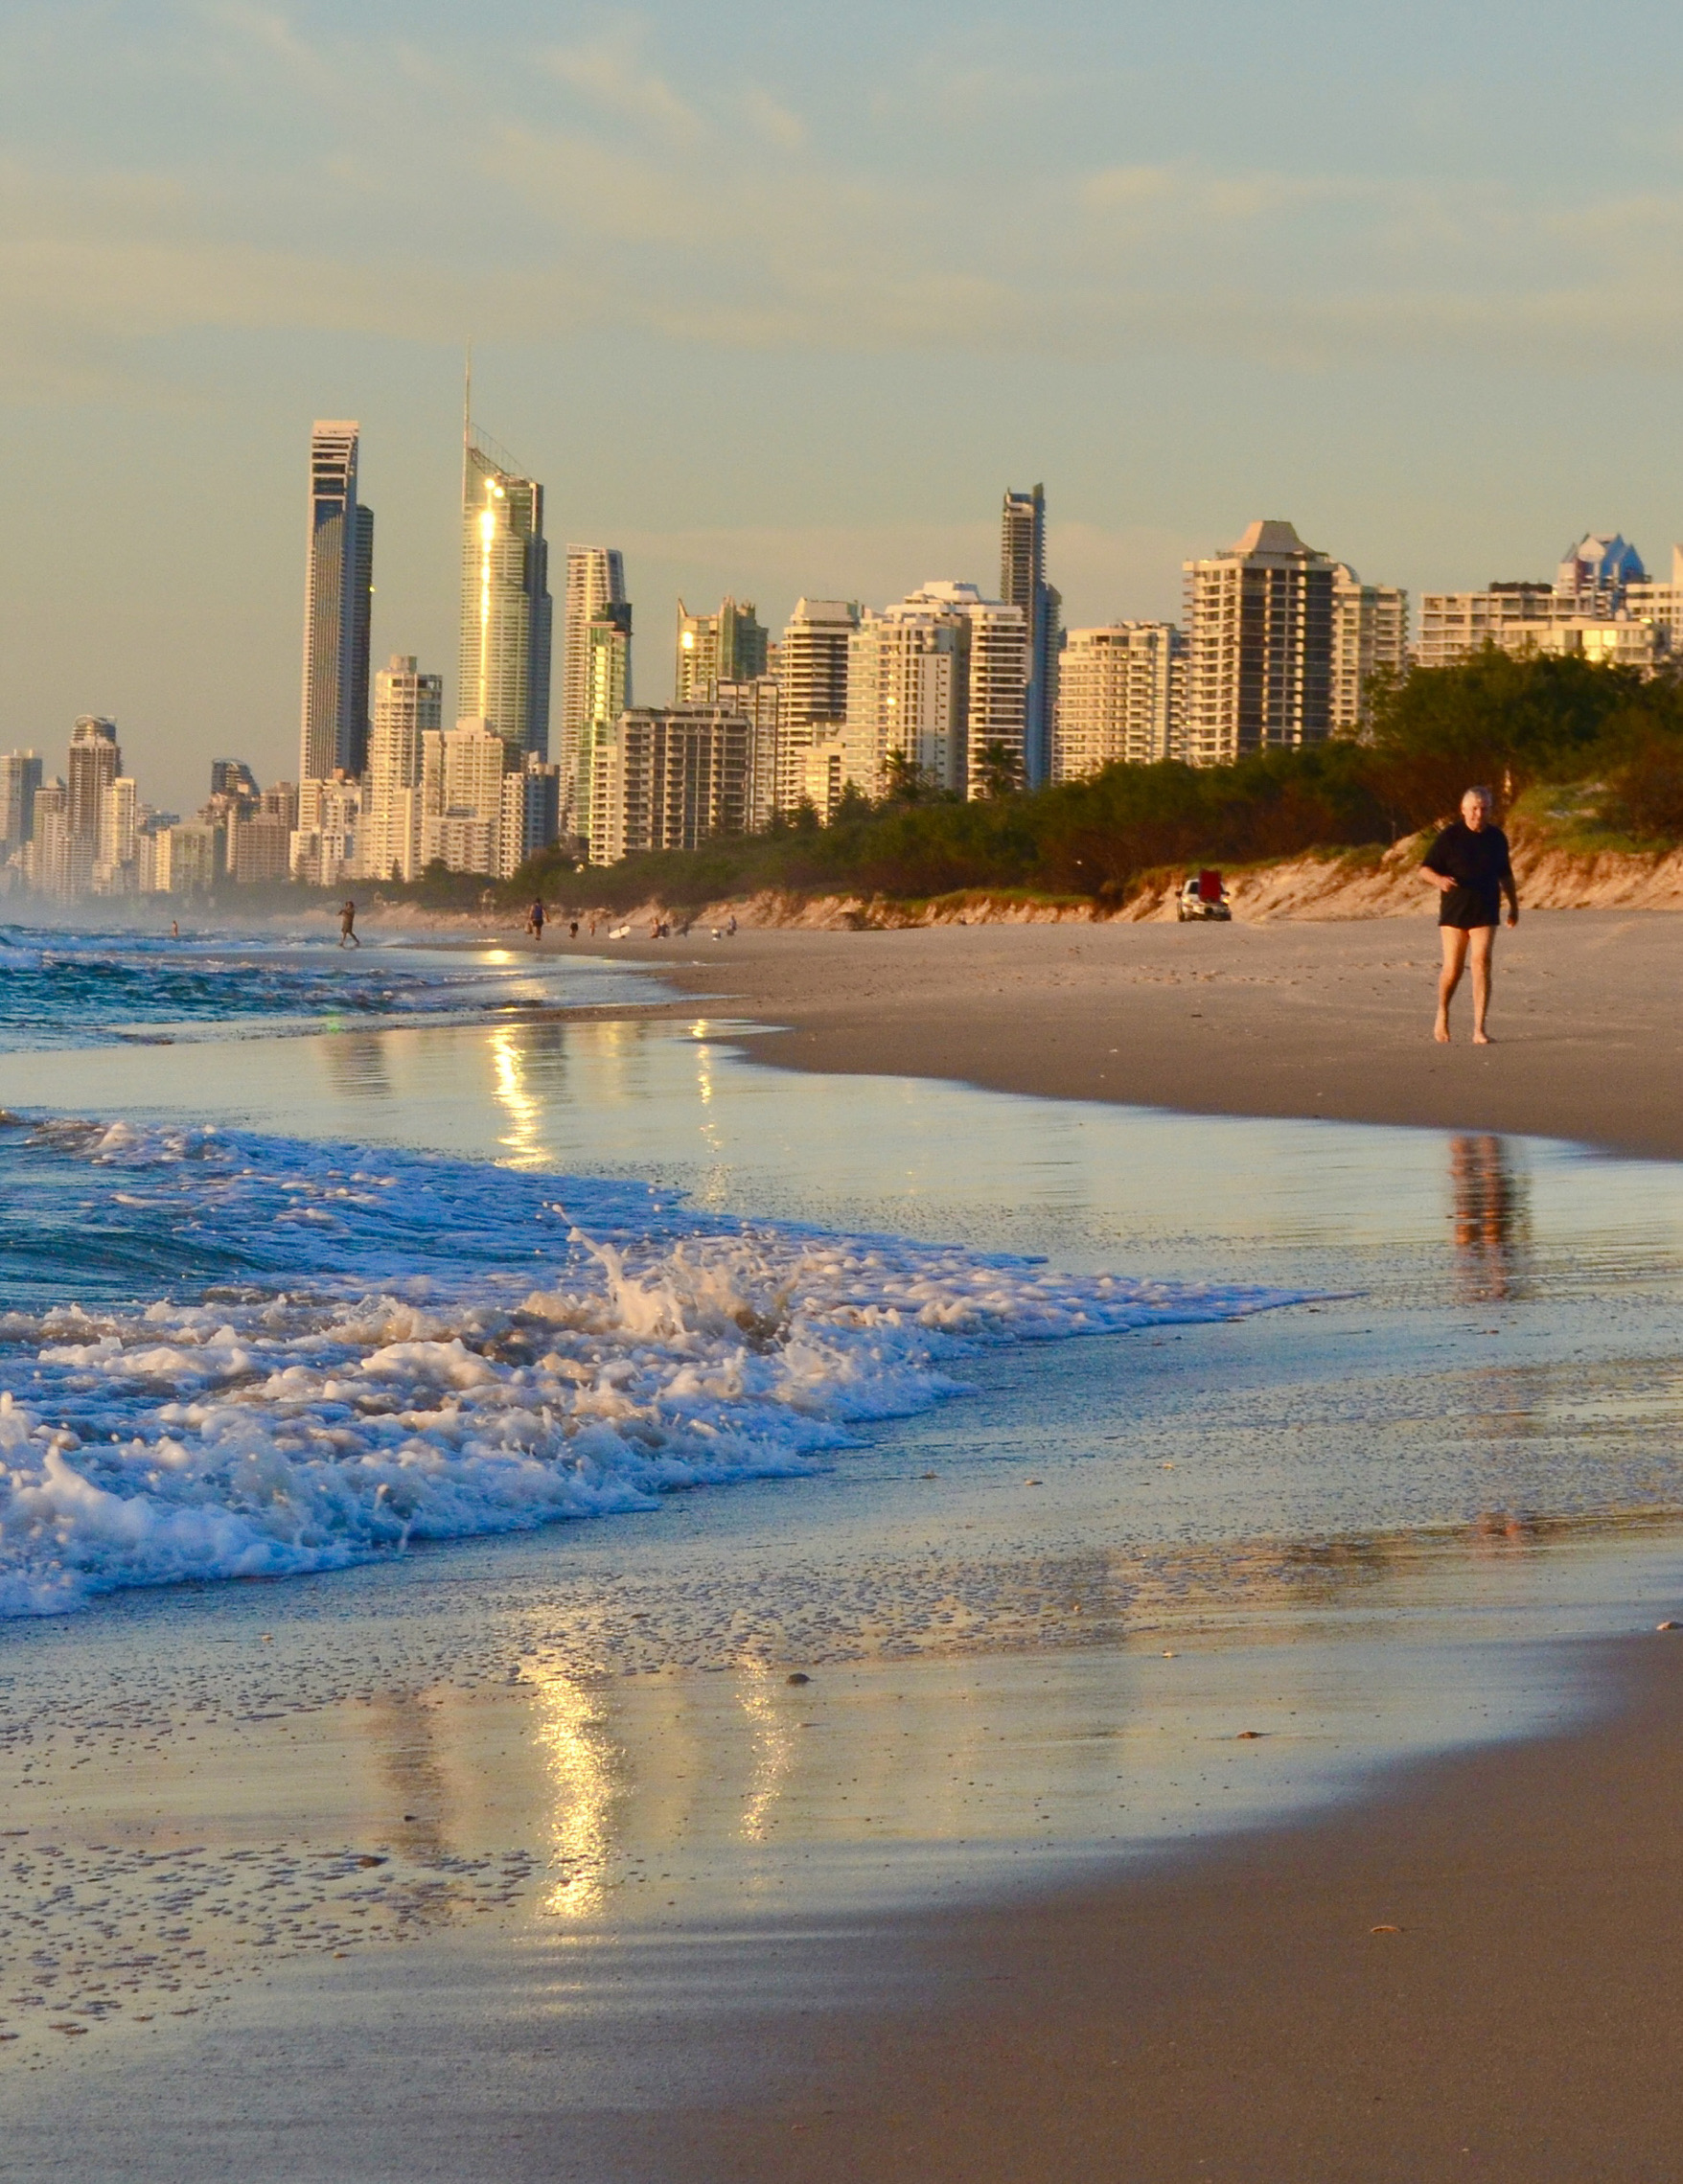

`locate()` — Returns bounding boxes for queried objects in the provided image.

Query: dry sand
[577,905,1683,1161]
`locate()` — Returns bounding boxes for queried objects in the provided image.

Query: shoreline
[556,906,1683,1163]
[627,1626,1683,2184]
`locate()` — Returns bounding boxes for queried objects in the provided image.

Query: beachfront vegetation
[513,649,1683,912]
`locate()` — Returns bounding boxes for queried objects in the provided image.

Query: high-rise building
[675,597,768,701]
[1001,487,1058,789]
[459,425,552,760]
[498,754,562,881]
[299,422,374,782]
[561,547,628,829]
[1182,520,1336,767]
[420,718,510,877]
[26,782,71,899]
[1330,568,1410,735]
[1053,624,1187,779]
[210,759,261,805]
[290,776,361,887]
[94,776,139,890]
[714,678,782,829]
[575,600,632,858]
[0,751,42,852]
[778,599,860,729]
[360,654,443,882]
[590,705,752,865]
[68,717,121,852]
[1556,533,1645,612]
[1420,536,1663,672]
[843,583,1027,800]
[228,812,293,885]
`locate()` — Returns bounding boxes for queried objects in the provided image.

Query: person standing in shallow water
[1421,787,1518,1045]
[338,899,359,949]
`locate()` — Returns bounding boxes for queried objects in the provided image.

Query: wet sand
[624,1628,1683,2184]
[570,908,1683,1161]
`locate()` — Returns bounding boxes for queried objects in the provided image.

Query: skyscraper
[1330,568,1409,736]
[1001,487,1058,789]
[577,600,632,856]
[561,546,628,829]
[675,598,768,701]
[0,751,42,852]
[361,655,443,881]
[68,718,121,855]
[778,599,859,729]
[1053,625,1187,778]
[1182,520,1336,767]
[459,424,553,760]
[299,422,374,782]
[842,583,1026,800]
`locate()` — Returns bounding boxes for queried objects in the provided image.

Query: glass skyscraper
[458,425,553,759]
[298,421,373,782]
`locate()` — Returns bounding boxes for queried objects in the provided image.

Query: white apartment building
[1183,520,1337,767]
[589,706,752,865]
[418,718,516,878]
[1053,624,1187,779]
[1330,567,1410,735]
[290,775,361,887]
[359,654,442,883]
[843,584,1027,800]
[560,547,627,833]
[93,776,139,892]
[778,599,859,731]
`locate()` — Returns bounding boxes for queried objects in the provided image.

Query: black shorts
[1439,885,1500,931]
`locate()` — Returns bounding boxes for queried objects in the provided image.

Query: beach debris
[786,1672,811,1685]
[1025,1477,1044,1485]
[48,2022,86,2035]
[1162,1648,1177,1658]
[920,1470,938,1480]
[1658,1621,1681,1632]
[1370,1924,1402,1935]
[1235,1730,1264,1740]
[355,1854,387,1868]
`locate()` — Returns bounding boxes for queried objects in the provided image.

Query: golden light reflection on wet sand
[530,1669,621,1918]
[490,1026,545,1169]
[737,1664,797,1845]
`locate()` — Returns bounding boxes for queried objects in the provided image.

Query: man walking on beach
[1422,787,1518,1044]
[526,898,546,943]
[338,899,359,949]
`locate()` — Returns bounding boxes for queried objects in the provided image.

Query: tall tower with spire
[457,375,552,758]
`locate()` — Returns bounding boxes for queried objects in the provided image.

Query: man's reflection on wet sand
[1449,1134,1530,1301]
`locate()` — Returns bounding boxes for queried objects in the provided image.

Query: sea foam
[0,1115,1303,1615]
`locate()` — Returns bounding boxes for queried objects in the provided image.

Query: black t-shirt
[1423,820,1512,927]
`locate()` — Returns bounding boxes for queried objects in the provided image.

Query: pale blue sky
[5,0,1683,807]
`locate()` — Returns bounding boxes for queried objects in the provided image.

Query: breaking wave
[0,1115,1305,1615]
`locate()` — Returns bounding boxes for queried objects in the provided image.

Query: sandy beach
[2,913,1681,2182]
[580,904,1683,1161]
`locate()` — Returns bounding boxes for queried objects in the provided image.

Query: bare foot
[1473,1029,1491,1045]
[1434,1018,1450,1045]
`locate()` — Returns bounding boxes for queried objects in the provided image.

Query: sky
[7,0,1683,809]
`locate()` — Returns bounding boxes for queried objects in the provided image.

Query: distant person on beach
[338,899,359,949]
[568,919,579,940]
[1421,787,1518,1045]
[526,898,545,942]
[170,919,179,939]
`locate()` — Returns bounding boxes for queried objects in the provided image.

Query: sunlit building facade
[1053,623,1187,778]
[459,426,553,760]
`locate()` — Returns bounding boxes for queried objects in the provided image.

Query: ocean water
[0,932,1300,1618]
[0,926,653,1050]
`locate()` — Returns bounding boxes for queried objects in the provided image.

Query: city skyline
[9,3,1683,809]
